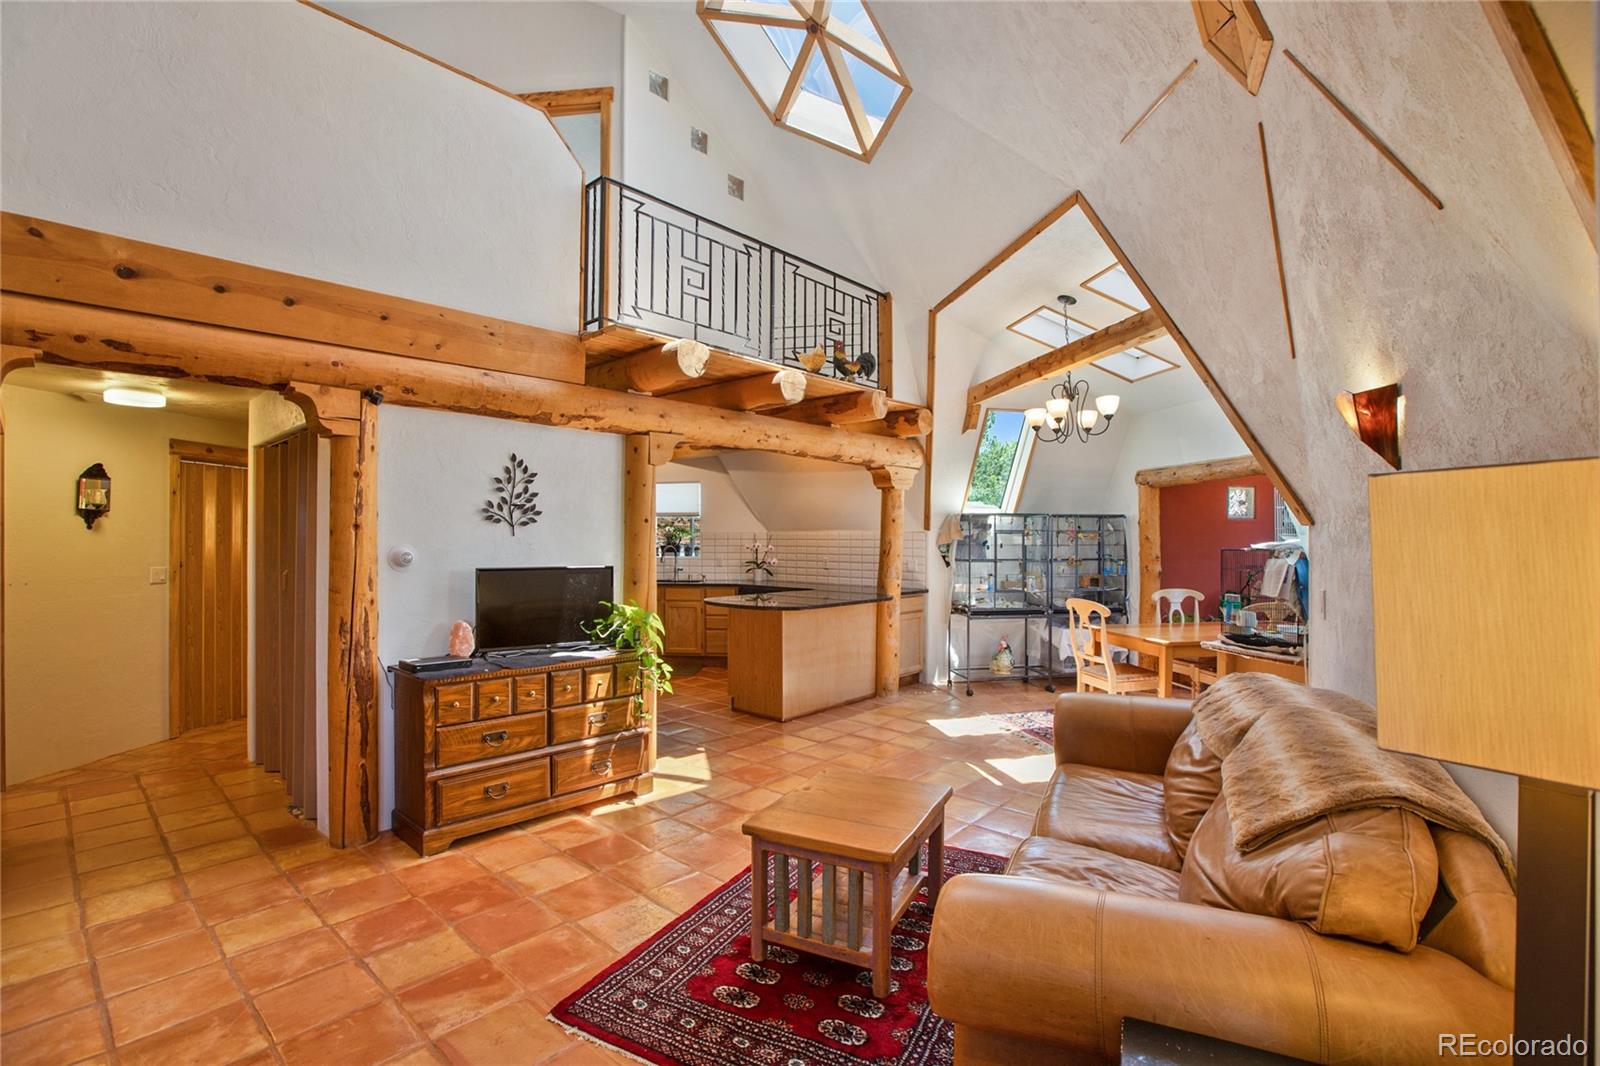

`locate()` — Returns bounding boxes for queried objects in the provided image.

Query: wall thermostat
[388,546,416,571]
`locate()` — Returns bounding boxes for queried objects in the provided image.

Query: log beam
[964,308,1166,431]
[1,212,584,383]
[1,294,923,470]
[1133,454,1260,488]
[776,389,889,426]
[586,339,711,393]
[881,407,932,438]
[870,466,917,696]
[672,372,803,411]
[327,397,379,847]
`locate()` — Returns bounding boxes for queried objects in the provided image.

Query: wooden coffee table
[741,768,953,998]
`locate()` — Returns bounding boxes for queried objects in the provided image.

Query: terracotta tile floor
[0,667,1063,1065]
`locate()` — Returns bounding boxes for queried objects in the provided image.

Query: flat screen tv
[474,566,614,651]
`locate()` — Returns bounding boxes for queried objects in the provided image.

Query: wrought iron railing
[583,178,885,389]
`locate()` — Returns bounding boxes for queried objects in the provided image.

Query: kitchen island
[705,586,926,721]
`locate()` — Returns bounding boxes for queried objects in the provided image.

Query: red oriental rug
[550,845,1006,1065]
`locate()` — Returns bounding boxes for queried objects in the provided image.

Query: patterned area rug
[991,710,1054,750]
[550,846,1007,1065]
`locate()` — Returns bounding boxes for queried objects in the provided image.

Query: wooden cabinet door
[663,601,704,655]
[899,599,926,678]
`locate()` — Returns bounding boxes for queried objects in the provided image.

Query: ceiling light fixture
[1024,295,1121,444]
[102,387,167,409]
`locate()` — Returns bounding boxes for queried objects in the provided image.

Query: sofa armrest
[928,874,1513,1062]
[1052,693,1193,773]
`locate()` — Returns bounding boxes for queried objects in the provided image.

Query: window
[696,0,910,162]
[520,88,613,180]
[964,410,1035,513]
[655,481,702,557]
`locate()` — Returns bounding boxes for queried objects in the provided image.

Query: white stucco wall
[374,405,621,830]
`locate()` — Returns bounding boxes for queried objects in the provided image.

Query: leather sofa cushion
[1007,836,1180,899]
[1162,721,1222,862]
[1180,798,1439,951]
[1033,764,1180,870]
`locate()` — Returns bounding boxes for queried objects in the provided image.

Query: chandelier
[1024,295,1121,443]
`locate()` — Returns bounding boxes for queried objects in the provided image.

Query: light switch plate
[149,566,168,585]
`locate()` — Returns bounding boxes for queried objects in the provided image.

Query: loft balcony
[580,178,904,419]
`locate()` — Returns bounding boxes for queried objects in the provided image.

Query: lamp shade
[1369,458,1600,788]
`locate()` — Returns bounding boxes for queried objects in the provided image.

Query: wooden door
[253,430,319,814]
[170,440,249,735]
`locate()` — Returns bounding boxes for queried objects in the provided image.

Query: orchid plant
[745,541,778,578]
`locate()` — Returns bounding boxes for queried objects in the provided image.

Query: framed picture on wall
[1226,485,1256,520]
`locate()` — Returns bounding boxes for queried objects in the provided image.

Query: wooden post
[624,432,678,772]
[1137,483,1160,625]
[871,466,917,696]
[324,396,379,848]
[878,292,893,396]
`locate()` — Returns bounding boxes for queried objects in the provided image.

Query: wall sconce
[76,463,112,529]
[1336,383,1403,469]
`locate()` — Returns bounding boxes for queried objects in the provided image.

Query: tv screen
[474,566,614,651]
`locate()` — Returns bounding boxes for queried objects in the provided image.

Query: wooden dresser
[392,649,651,855]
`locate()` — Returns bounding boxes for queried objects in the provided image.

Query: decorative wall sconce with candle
[75,463,111,529]
[1336,382,1403,469]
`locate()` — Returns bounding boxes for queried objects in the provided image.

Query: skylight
[698,0,911,162]
[1005,305,1177,382]
[1081,264,1150,311]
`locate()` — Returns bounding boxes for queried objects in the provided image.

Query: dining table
[1097,621,1222,698]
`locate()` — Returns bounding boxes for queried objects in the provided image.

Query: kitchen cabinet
[659,585,737,657]
[899,593,927,682]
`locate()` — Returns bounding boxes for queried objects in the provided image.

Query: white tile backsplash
[677,530,927,588]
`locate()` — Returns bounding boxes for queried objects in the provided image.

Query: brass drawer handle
[483,782,511,800]
[447,700,462,709]
[482,730,509,746]
[486,694,503,705]
[591,759,613,777]
[586,711,609,726]
[560,682,575,692]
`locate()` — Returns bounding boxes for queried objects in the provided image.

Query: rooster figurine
[830,339,876,384]
[796,343,827,373]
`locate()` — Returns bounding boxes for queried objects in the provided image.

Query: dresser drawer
[434,684,474,726]
[476,679,513,719]
[550,697,636,746]
[583,666,614,701]
[552,734,645,796]
[436,759,550,824]
[515,675,547,713]
[550,669,583,707]
[436,712,547,769]
[615,660,640,697]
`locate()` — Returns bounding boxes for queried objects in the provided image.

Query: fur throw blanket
[1192,674,1516,884]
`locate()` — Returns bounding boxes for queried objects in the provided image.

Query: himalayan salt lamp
[448,620,475,658]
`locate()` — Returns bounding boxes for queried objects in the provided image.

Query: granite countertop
[704,584,929,611]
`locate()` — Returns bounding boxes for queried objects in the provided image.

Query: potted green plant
[583,599,673,721]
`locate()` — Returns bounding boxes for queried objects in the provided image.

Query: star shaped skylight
[696,0,911,162]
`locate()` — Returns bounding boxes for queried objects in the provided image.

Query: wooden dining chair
[1151,588,1215,695]
[1064,598,1162,696]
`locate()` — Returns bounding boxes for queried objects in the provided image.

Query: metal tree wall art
[482,453,543,536]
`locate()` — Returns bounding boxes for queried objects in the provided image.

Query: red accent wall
[1157,474,1276,619]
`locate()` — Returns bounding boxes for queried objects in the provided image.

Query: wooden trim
[1121,60,1199,145]
[170,438,247,466]
[1192,0,1273,95]
[168,453,183,738]
[877,292,893,396]
[1006,306,1174,380]
[932,192,1081,314]
[1,293,923,470]
[519,88,615,179]
[776,34,818,123]
[923,308,935,531]
[1282,50,1443,211]
[326,398,379,846]
[963,308,1166,430]
[1480,1,1596,245]
[1079,263,1145,314]
[1135,455,1261,488]
[1073,194,1312,526]
[2,213,585,384]
[1257,123,1297,361]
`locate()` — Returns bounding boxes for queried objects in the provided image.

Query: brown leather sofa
[927,693,1515,1064]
